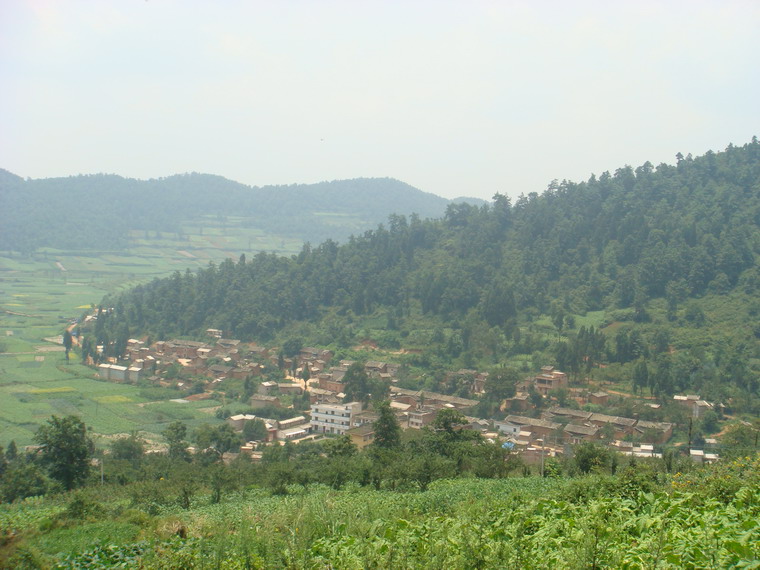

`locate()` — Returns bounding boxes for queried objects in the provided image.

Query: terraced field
[0,221,303,447]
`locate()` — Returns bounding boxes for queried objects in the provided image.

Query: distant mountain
[451,196,488,206]
[0,172,460,253]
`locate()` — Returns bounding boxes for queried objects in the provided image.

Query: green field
[0,223,303,447]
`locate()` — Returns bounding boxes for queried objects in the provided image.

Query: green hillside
[98,140,760,411]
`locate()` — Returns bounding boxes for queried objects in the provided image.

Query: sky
[1,1,759,201]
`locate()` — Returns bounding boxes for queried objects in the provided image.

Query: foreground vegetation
[1,450,758,569]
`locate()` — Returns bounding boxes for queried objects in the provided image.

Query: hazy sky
[2,1,759,200]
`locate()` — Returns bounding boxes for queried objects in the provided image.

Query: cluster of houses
[673,394,715,418]
[494,407,674,460]
[94,334,713,461]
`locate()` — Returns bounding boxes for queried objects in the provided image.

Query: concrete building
[309,401,362,435]
[533,366,568,395]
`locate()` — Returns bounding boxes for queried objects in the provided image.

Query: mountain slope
[95,140,760,408]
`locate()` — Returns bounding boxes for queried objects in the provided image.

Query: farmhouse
[346,424,375,449]
[496,415,561,441]
[532,366,568,395]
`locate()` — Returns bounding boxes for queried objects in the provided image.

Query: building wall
[310,402,362,435]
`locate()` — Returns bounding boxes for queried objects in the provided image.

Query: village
[93,328,720,466]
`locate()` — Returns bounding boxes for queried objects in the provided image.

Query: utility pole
[688,417,693,455]
[538,438,545,477]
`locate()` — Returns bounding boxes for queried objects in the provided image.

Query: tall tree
[110,432,145,464]
[243,419,268,442]
[372,401,401,449]
[342,362,371,404]
[34,415,93,490]
[62,329,73,361]
[164,421,190,461]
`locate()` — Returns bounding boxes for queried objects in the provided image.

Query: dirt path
[2,308,42,318]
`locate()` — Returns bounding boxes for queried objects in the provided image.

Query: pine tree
[372,401,401,449]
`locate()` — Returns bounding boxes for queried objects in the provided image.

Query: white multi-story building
[310,401,362,435]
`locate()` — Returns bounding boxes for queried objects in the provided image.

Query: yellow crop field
[29,386,75,394]
[94,395,133,404]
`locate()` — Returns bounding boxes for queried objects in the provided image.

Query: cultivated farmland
[0,220,303,447]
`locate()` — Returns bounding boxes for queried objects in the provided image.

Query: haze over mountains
[0,170,484,254]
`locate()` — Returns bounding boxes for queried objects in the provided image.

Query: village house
[533,366,568,395]
[330,366,348,382]
[318,374,345,394]
[227,413,258,431]
[365,361,388,376]
[248,345,268,358]
[389,401,412,416]
[634,420,674,443]
[563,423,600,444]
[587,413,638,439]
[588,391,610,406]
[276,382,303,395]
[504,391,531,412]
[673,394,714,418]
[216,338,241,351]
[97,363,129,382]
[310,401,362,435]
[205,364,233,379]
[127,366,142,383]
[351,410,380,428]
[611,441,662,459]
[278,425,309,441]
[277,416,308,431]
[543,406,593,423]
[163,339,208,359]
[347,424,375,449]
[276,416,309,441]
[299,347,321,362]
[390,387,479,412]
[402,407,434,429]
[496,415,561,442]
[308,387,342,405]
[447,369,489,394]
[249,394,282,409]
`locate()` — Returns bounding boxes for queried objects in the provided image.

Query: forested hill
[0,172,478,253]
[98,141,760,402]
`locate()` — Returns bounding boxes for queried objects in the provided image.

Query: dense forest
[93,140,760,411]
[0,171,477,253]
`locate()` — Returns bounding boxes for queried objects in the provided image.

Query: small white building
[127,366,142,383]
[228,413,258,431]
[109,365,128,382]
